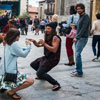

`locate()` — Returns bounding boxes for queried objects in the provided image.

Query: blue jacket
[0,42,31,75]
[63,14,79,28]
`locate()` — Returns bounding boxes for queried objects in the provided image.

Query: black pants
[30,60,59,85]
[92,35,100,57]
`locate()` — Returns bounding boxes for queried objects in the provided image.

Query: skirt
[0,72,28,89]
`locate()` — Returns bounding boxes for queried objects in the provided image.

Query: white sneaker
[92,56,97,61]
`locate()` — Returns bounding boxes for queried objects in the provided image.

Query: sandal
[52,83,61,91]
[7,92,21,100]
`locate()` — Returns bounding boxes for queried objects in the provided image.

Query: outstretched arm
[27,39,43,47]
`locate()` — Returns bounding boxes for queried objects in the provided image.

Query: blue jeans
[92,35,100,57]
[75,38,88,75]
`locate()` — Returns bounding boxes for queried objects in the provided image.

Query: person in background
[2,19,16,34]
[0,28,34,99]
[28,22,61,91]
[40,19,46,33]
[52,14,58,29]
[20,18,26,35]
[0,14,9,32]
[34,16,40,35]
[91,13,100,61]
[64,6,79,66]
[71,3,90,77]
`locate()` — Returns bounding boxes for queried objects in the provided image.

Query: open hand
[38,39,44,46]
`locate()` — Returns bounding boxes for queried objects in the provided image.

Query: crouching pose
[0,29,34,99]
[28,22,61,91]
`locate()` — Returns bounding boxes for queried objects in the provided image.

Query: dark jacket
[76,13,90,39]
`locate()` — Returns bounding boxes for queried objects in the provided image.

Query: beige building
[92,0,100,22]
[38,0,45,20]
[20,0,28,15]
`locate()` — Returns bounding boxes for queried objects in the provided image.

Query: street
[0,30,100,100]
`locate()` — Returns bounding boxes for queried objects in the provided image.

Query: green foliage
[17,12,31,19]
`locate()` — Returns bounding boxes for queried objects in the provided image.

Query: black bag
[65,27,72,34]
[4,73,17,83]
[65,16,74,34]
[3,46,17,83]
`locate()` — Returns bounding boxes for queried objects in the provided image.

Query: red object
[2,24,16,33]
[66,37,74,57]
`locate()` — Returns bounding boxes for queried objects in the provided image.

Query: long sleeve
[76,14,90,39]
[91,21,96,35]
[63,16,72,28]
[10,42,31,58]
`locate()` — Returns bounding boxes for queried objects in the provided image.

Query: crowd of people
[0,3,100,100]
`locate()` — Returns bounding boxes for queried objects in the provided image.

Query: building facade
[56,0,90,22]
[38,0,45,20]
[28,6,38,19]
[38,0,99,23]
[92,0,100,22]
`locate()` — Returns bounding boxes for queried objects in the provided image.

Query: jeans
[92,35,100,57]
[30,61,58,85]
[75,38,88,75]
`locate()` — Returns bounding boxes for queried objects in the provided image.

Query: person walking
[34,16,40,35]
[0,29,34,99]
[71,3,90,77]
[64,6,79,66]
[91,13,100,61]
[28,22,61,91]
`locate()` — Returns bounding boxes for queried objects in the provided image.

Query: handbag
[66,28,77,38]
[65,16,74,34]
[3,46,17,83]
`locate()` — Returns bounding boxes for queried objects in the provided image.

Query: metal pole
[90,0,93,30]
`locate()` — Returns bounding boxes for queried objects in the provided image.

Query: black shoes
[0,89,7,93]
[64,62,75,66]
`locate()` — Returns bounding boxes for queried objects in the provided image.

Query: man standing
[71,3,90,77]
[34,16,40,35]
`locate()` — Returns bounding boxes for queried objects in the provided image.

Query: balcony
[44,9,54,15]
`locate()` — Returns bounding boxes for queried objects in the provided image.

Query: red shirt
[2,24,16,33]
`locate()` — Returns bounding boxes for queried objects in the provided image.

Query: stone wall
[57,0,90,22]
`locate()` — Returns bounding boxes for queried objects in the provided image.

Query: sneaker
[92,56,98,61]
[71,72,83,77]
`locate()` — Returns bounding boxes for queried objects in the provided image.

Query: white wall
[20,0,27,15]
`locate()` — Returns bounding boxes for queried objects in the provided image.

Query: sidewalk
[0,31,100,100]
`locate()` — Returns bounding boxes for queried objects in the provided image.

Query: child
[0,28,34,99]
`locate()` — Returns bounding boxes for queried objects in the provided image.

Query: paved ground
[0,30,100,100]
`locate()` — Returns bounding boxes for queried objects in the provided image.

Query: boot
[64,55,75,66]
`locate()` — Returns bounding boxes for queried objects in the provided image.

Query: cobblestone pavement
[0,30,100,100]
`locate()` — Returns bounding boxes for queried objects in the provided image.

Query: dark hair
[70,6,76,15]
[76,3,85,12]
[4,28,20,45]
[96,13,100,19]
[8,19,15,25]
[45,28,57,43]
